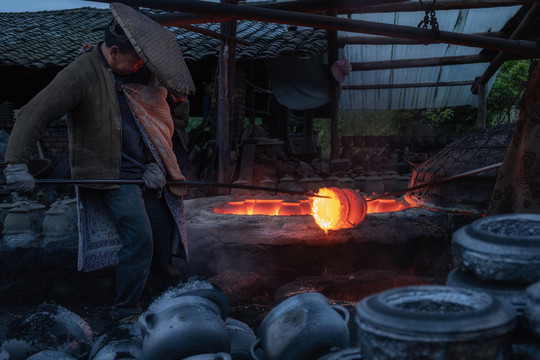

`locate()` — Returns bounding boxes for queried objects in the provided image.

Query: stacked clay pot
[355,285,516,359]
[449,213,540,354]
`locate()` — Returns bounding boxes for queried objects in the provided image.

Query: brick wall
[39,116,69,166]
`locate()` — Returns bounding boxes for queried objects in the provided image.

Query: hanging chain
[418,0,439,31]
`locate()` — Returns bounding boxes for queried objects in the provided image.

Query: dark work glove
[3,163,35,194]
[142,163,166,190]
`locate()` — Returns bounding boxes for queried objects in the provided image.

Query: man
[3,4,194,322]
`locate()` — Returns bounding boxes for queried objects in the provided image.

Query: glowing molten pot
[311,188,367,232]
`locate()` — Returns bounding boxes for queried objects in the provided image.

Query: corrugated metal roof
[0,3,533,111]
[0,7,327,68]
[338,6,522,110]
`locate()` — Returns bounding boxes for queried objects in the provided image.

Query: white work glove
[142,163,166,190]
[3,163,35,194]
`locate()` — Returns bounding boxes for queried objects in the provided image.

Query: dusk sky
[0,0,230,12]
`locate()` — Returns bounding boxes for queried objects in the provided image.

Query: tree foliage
[486,59,531,125]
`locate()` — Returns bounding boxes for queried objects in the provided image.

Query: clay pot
[26,350,77,360]
[139,295,230,360]
[298,178,311,191]
[2,206,37,248]
[296,197,312,215]
[364,176,384,195]
[231,179,250,196]
[42,206,71,239]
[183,353,231,360]
[222,201,248,215]
[308,176,325,192]
[317,348,363,360]
[226,318,256,360]
[447,268,527,317]
[311,188,367,230]
[89,323,142,360]
[324,175,340,188]
[58,197,77,231]
[251,292,350,360]
[353,175,367,193]
[278,176,296,190]
[2,206,31,235]
[259,178,276,194]
[0,200,15,231]
[375,199,400,213]
[524,281,540,339]
[1,303,93,360]
[339,176,355,189]
[356,285,516,360]
[252,199,279,216]
[278,200,302,216]
[452,213,540,284]
[24,200,47,233]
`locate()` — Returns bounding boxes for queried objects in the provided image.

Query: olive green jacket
[6,45,122,185]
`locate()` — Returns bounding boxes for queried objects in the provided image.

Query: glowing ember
[367,198,410,213]
[311,188,343,232]
[213,189,412,231]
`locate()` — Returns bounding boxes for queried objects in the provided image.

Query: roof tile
[0,7,326,68]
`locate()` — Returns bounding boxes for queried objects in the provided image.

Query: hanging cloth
[122,77,186,196]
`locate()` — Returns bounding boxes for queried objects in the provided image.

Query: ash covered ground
[0,233,454,346]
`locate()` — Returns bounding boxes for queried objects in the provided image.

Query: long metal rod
[92,0,540,56]
[31,179,329,198]
[367,162,503,201]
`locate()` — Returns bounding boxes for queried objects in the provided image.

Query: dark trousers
[99,185,180,320]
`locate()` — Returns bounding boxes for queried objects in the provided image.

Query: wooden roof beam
[340,0,528,14]
[147,0,408,26]
[472,1,540,94]
[342,80,475,90]
[338,31,507,46]
[97,0,540,56]
[144,0,528,25]
[351,54,493,71]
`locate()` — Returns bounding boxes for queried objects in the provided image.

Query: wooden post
[217,43,230,190]
[217,0,238,192]
[326,13,341,161]
[477,83,487,129]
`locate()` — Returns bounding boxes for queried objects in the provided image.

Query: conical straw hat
[110,2,195,95]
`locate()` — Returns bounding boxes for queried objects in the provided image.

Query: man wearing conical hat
[3,3,194,322]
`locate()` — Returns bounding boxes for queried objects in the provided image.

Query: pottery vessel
[251,292,350,360]
[452,213,540,283]
[139,295,230,360]
[356,285,516,360]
